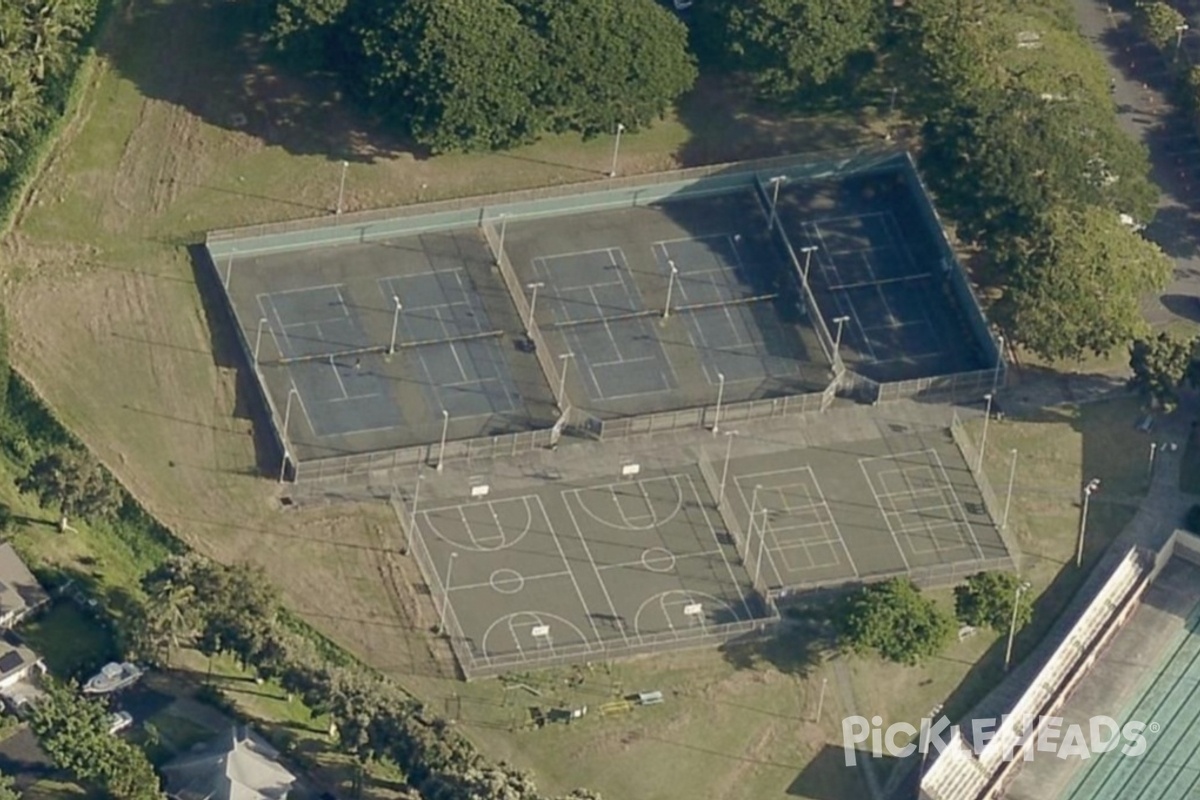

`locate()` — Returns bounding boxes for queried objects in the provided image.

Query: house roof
[0,639,40,683]
[0,543,48,618]
[162,725,297,800]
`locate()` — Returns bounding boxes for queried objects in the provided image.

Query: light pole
[832,315,850,365]
[754,507,770,591]
[664,260,679,319]
[388,296,402,355]
[278,387,299,483]
[920,703,945,771]
[712,372,726,435]
[557,352,574,408]
[800,245,818,286]
[335,160,349,215]
[1177,24,1189,59]
[437,409,450,473]
[1004,580,1032,671]
[526,281,544,333]
[438,552,459,635]
[1076,478,1101,567]
[992,334,1005,395]
[718,430,737,507]
[608,122,625,177]
[410,467,424,536]
[497,214,509,265]
[767,175,787,231]
[977,393,994,473]
[888,86,899,116]
[814,676,829,723]
[747,484,764,546]
[1002,448,1018,530]
[1149,442,1161,481]
[253,317,268,369]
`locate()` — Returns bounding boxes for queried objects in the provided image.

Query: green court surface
[1063,602,1200,800]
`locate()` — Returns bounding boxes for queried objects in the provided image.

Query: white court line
[458,504,504,548]
[930,450,986,560]
[263,281,347,297]
[326,392,384,404]
[451,570,572,593]
[886,503,958,532]
[906,521,966,557]
[590,354,657,369]
[593,548,729,572]
[326,354,349,399]
[858,458,913,571]
[533,247,623,286]
[881,211,923,274]
[286,377,316,436]
[808,210,892,228]
[331,286,352,319]
[257,293,293,358]
[571,477,683,531]
[561,493,630,646]
[685,475,756,620]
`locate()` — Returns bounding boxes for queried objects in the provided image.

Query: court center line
[326,354,349,399]
[548,495,614,648]
[453,570,572,593]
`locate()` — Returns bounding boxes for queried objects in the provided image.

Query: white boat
[83,662,144,694]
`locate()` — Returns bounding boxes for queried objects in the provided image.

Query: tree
[0,771,18,800]
[31,681,162,800]
[838,578,955,665]
[131,574,198,666]
[999,205,1171,360]
[1134,1,1188,54]
[352,0,545,153]
[1129,332,1195,411]
[955,571,1032,632]
[922,87,1157,251]
[17,447,122,527]
[509,0,696,136]
[696,0,886,101]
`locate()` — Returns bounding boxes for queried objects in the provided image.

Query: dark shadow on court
[186,244,282,478]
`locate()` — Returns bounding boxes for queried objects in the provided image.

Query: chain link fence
[595,385,833,441]
[390,485,779,679]
[948,410,1022,570]
[293,428,556,482]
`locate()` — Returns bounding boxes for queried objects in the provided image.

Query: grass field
[0,0,1162,798]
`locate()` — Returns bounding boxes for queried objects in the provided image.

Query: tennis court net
[276,329,505,366]
[542,293,781,330]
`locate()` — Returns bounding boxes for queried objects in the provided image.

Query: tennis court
[772,173,987,382]
[700,426,1009,590]
[501,189,830,417]
[226,230,558,462]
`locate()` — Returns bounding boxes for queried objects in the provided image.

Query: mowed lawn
[0,0,1158,798]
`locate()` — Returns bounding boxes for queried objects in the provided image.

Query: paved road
[1074,0,1200,327]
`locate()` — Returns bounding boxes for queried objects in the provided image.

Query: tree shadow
[96,0,410,164]
[672,74,882,167]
